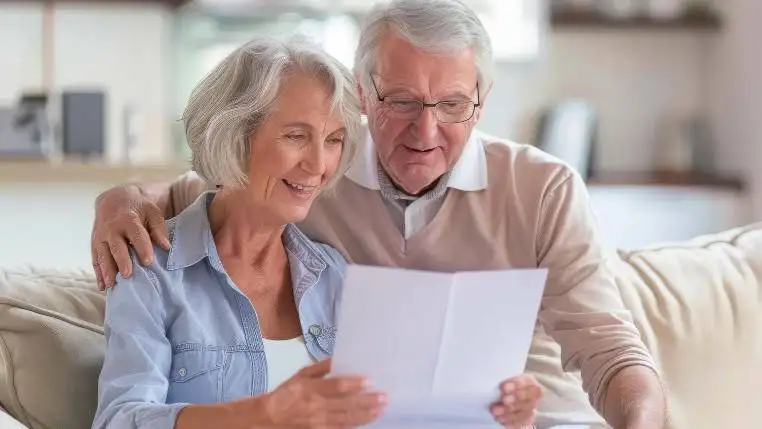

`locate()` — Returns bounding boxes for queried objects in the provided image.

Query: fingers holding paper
[263,359,388,428]
[490,374,543,428]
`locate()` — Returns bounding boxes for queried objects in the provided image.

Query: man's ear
[472,80,493,124]
[356,75,368,115]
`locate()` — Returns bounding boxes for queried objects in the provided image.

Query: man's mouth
[404,145,438,153]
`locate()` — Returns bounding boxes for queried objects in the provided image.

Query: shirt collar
[344,127,488,192]
[166,191,327,273]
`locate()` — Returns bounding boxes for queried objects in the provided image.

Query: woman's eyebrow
[282,122,314,129]
[326,126,347,136]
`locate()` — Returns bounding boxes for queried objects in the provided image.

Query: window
[307,14,359,69]
[196,0,542,74]
[476,0,542,61]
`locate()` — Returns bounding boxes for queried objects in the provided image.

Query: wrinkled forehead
[373,33,479,94]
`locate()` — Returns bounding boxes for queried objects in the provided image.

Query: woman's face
[245,71,347,224]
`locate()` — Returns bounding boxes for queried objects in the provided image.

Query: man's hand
[91,185,170,290]
[490,374,542,428]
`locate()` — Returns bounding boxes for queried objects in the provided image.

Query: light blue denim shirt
[92,192,348,429]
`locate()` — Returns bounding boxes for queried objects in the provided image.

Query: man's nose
[413,106,439,143]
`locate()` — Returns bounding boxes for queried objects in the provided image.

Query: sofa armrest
[0,406,28,429]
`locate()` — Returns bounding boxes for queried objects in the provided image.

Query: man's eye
[286,134,305,140]
[439,102,469,113]
[387,100,420,112]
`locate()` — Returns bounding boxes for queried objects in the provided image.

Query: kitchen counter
[587,170,746,192]
[0,159,189,185]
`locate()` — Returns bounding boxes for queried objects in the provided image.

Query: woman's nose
[302,141,327,175]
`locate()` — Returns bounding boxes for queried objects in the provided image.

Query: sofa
[1,223,761,429]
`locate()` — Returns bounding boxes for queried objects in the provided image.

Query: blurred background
[0,0,760,269]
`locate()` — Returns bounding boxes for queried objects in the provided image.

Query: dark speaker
[61,90,106,157]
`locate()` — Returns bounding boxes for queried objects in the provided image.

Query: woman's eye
[286,134,305,141]
[327,137,344,146]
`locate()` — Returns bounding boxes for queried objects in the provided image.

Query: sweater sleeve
[535,168,659,414]
[168,171,214,217]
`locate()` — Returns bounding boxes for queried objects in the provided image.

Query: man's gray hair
[183,36,361,189]
[354,0,494,93]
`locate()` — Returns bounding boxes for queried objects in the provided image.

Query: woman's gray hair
[354,0,494,93]
[183,36,361,189]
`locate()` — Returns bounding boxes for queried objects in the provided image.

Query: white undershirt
[379,192,447,239]
[263,336,315,391]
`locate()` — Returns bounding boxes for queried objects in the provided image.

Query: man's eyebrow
[381,84,474,101]
[439,92,473,101]
[381,85,417,96]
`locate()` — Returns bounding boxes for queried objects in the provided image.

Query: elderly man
[91,1,666,428]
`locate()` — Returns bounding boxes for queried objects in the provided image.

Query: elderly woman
[92,37,385,429]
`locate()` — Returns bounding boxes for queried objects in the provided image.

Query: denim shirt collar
[165,191,328,301]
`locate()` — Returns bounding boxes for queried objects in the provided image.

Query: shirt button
[177,368,187,377]
[309,325,322,336]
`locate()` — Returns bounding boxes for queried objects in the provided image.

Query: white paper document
[330,265,548,428]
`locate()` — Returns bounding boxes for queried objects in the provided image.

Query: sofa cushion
[0,266,104,429]
[613,223,762,429]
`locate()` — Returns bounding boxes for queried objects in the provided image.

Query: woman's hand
[262,359,387,428]
[490,374,543,428]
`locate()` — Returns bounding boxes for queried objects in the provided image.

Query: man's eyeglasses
[369,76,481,124]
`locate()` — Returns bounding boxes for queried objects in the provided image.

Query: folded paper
[331,265,548,428]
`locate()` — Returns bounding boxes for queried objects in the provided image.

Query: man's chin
[383,159,446,195]
[395,172,445,196]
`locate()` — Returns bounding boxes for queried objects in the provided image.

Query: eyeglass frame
[368,75,481,124]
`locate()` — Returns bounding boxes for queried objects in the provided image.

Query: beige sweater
[170,139,656,428]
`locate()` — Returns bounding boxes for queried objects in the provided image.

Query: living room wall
[707,0,762,218]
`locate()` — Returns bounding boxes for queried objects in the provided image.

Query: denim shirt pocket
[168,344,223,404]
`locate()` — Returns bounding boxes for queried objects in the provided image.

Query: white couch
[2,224,762,429]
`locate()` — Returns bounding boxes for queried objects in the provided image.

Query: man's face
[362,33,484,195]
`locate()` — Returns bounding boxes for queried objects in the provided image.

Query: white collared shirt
[344,128,491,239]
